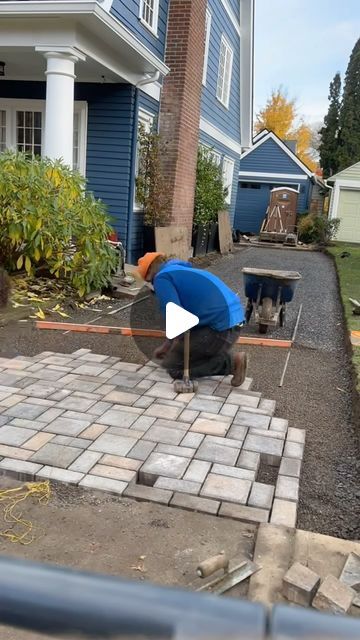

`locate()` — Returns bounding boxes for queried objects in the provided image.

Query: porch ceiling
[0,1,169,84]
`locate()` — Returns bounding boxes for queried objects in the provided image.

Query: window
[202,8,212,86]
[222,157,235,204]
[140,0,159,35]
[134,108,155,210]
[216,35,233,108]
[0,100,87,174]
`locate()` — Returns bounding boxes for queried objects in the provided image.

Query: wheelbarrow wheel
[280,305,286,327]
[259,323,268,334]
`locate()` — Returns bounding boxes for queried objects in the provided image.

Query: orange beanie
[137,252,165,280]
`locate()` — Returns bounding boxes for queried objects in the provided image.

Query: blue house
[0,0,254,262]
[234,129,314,233]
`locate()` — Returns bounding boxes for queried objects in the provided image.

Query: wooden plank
[155,226,189,260]
[237,336,292,348]
[218,211,233,254]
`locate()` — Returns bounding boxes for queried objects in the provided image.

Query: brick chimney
[159,0,207,238]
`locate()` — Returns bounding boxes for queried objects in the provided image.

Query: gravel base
[0,246,359,538]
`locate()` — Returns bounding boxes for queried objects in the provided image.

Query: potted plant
[136,125,170,252]
[193,147,227,255]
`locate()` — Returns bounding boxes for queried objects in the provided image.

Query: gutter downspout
[126,71,160,264]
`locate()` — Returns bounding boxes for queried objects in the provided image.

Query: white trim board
[199,117,241,155]
[239,0,254,150]
[139,81,161,102]
[239,171,307,180]
[240,130,314,178]
[331,179,360,189]
[220,0,240,35]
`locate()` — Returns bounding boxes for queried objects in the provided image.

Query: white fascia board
[238,171,307,180]
[199,117,242,155]
[239,0,254,150]
[240,130,314,178]
[220,0,240,35]
[253,129,269,143]
[334,179,360,189]
[0,1,169,77]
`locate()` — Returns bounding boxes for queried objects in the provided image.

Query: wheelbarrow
[242,268,301,334]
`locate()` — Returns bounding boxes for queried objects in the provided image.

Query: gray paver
[103,390,140,405]
[287,427,306,444]
[178,409,199,423]
[270,417,289,433]
[145,382,177,400]
[154,477,201,495]
[211,464,255,482]
[26,397,54,407]
[48,389,73,402]
[139,452,190,484]
[97,408,138,428]
[283,440,304,460]
[0,416,9,427]
[258,399,276,415]
[275,475,299,502]
[243,433,284,465]
[37,408,65,424]
[68,451,102,473]
[80,474,128,495]
[44,416,91,436]
[196,440,240,465]
[124,483,172,505]
[249,428,285,440]
[219,502,269,524]
[227,424,248,442]
[312,575,355,614]
[89,433,137,456]
[72,363,108,376]
[183,459,211,483]
[128,440,156,461]
[10,418,45,431]
[0,458,42,477]
[133,395,154,409]
[87,401,112,416]
[201,474,251,505]
[227,392,259,408]
[234,411,270,429]
[100,455,142,471]
[144,403,181,420]
[219,403,238,418]
[187,396,223,414]
[171,493,220,515]
[131,415,156,432]
[57,396,97,412]
[181,432,204,448]
[90,464,137,483]
[156,444,195,458]
[37,466,84,484]
[236,450,260,472]
[190,417,229,436]
[107,426,143,439]
[279,457,302,478]
[283,562,321,606]
[0,425,37,446]
[19,383,57,398]
[270,498,297,528]
[143,425,185,446]
[4,402,46,420]
[31,443,82,468]
[248,482,275,510]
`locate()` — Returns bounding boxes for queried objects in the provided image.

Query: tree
[337,38,360,170]
[255,87,318,171]
[319,73,341,178]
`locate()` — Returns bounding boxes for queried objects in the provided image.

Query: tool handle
[196,553,229,578]
[183,331,190,379]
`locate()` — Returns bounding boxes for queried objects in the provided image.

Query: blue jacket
[153,260,244,332]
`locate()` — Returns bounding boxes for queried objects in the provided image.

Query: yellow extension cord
[0,481,50,545]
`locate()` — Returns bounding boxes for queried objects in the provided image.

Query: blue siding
[227,0,240,19]
[111,0,169,60]
[234,178,311,233]
[199,130,240,226]
[138,90,160,120]
[240,138,307,175]
[201,0,240,143]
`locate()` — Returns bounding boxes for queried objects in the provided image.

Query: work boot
[231,352,248,387]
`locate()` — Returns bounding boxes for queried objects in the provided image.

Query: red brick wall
[159,0,207,237]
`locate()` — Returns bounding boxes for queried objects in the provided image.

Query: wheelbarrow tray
[242,268,301,304]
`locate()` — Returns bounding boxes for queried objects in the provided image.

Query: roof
[242,130,314,178]
[327,161,360,184]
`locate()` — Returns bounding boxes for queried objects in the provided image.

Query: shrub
[194,147,228,227]
[135,125,170,227]
[0,152,117,296]
[297,213,340,245]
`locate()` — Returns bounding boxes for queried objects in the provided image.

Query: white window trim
[239,171,308,181]
[139,0,160,37]
[199,143,222,166]
[0,98,87,175]
[202,7,212,86]
[216,34,233,109]
[134,107,155,212]
[222,156,235,204]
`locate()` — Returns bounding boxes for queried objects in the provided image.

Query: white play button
[166,302,199,339]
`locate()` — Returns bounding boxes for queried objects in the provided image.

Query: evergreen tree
[338,38,360,170]
[319,73,341,177]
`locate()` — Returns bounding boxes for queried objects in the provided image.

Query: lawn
[328,243,360,391]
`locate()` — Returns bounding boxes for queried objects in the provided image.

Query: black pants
[162,325,241,379]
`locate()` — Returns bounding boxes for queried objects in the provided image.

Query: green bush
[194,147,227,226]
[135,125,170,227]
[0,152,117,296]
[297,213,340,245]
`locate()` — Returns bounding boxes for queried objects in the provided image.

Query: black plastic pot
[207,222,219,253]
[192,224,209,256]
[143,225,156,253]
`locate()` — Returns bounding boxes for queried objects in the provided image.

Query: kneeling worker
[137,253,247,386]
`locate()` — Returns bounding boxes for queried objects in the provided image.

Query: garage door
[337,188,360,242]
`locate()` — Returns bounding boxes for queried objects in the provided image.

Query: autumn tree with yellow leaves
[255,88,318,171]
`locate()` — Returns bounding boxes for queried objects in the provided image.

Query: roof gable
[328,161,360,183]
[241,131,313,178]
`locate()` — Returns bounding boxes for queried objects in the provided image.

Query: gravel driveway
[0,246,359,538]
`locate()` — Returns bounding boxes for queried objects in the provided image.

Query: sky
[254,0,360,127]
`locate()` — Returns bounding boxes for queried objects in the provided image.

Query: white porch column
[36,47,86,167]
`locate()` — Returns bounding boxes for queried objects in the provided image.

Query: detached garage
[328,162,360,243]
